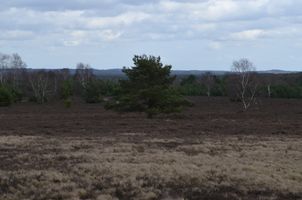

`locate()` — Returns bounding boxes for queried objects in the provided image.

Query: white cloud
[86,11,151,29]
[192,23,217,32]
[229,26,302,41]
[208,41,222,50]
[62,29,123,46]
[230,29,266,40]
[1,0,302,45]
[98,30,122,41]
[63,40,81,47]
[0,30,34,40]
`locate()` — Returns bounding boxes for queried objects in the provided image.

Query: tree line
[0,53,301,116]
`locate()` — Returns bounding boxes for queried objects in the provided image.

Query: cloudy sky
[1,0,302,70]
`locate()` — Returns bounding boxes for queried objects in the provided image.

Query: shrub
[0,86,13,106]
[10,88,23,103]
[61,79,73,100]
[178,83,207,96]
[64,98,72,108]
[99,80,121,96]
[82,80,120,104]
[211,77,227,96]
[271,85,302,99]
[1,86,23,103]
[84,80,102,103]
[178,75,205,96]
[178,75,226,97]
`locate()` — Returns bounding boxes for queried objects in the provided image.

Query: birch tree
[232,59,258,110]
[201,72,215,97]
[0,53,27,87]
[28,70,50,104]
[0,53,10,84]
[9,53,27,88]
[74,63,93,89]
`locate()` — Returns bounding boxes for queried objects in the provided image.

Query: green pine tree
[107,55,191,117]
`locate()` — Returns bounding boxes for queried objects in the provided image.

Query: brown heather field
[0,97,301,200]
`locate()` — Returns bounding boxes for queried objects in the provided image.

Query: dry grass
[0,134,301,200]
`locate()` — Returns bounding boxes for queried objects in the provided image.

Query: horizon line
[26,67,301,72]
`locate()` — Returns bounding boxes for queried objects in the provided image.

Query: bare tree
[48,68,72,98]
[0,53,27,87]
[0,53,10,84]
[28,70,50,104]
[201,72,215,97]
[232,58,258,110]
[8,53,27,88]
[60,68,71,81]
[74,63,93,89]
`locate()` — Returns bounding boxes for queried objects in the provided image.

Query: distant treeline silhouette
[0,52,301,115]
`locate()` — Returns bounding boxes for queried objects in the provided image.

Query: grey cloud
[1,0,302,46]
[0,0,158,12]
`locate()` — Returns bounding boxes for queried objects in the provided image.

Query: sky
[0,0,302,71]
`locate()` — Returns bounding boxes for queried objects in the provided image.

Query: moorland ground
[0,97,301,200]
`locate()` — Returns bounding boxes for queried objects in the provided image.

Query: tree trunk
[267,84,271,98]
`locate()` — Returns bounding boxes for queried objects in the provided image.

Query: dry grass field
[0,97,301,200]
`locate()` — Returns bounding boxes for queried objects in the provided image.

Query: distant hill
[91,69,299,77]
[258,69,298,74]
[91,69,230,77]
[27,68,300,78]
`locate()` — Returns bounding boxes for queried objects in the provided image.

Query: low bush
[0,86,13,106]
[64,98,72,108]
[10,88,23,103]
[99,80,120,96]
[61,79,73,100]
[271,85,302,99]
[178,84,207,96]
[84,80,102,103]
[178,75,206,96]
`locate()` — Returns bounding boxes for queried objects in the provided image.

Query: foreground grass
[0,134,301,200]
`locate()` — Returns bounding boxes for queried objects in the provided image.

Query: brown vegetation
[0,97,301,199]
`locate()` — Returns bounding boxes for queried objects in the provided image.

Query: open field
[0,97,302,200]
